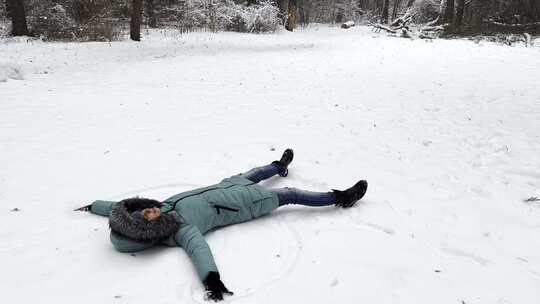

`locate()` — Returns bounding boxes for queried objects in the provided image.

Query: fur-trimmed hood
[109,198,181,242]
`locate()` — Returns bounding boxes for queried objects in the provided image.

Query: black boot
[271,148,294,177]
[333,180,368,208]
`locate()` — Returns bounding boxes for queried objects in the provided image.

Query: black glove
[203,272,233,302]
[74,204,92,212]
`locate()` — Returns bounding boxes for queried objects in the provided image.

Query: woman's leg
[271,187,336,207]
[240,163,281,183]
[240,149,294,183]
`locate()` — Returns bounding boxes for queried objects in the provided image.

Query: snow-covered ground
[1,25,540,304]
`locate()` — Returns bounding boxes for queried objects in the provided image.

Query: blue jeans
[241,164,336,207]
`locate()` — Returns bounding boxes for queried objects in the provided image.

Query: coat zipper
[211,203,239,214]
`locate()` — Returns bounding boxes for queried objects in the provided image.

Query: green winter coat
[90,175,279,280]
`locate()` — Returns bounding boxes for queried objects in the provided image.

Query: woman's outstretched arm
[176,224,233,301]
[75,200,117,217]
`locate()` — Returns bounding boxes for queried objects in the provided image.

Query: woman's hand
[74,204,92,212]
[203,272,233,302]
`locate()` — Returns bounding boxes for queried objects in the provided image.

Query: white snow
[1,25,540,303]
[0,63,24,82]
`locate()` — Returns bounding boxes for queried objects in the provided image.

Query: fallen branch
[369,13,414,36]
[369,22,397,34]
[391,15,412,30]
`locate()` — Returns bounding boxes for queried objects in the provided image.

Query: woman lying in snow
[76,149,368,301]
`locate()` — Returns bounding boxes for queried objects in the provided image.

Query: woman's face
[142,207,161,221]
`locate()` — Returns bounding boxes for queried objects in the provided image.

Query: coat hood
[109,198,181,242]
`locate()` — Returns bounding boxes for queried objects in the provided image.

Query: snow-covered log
[341,21,355,29]
[421,25,445,32]
[486,21,540,33]
[417,24,447,39]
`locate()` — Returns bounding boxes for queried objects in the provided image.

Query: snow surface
[1,25,540,304]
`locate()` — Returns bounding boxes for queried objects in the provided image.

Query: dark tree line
[428,0,540,33]
[3,0,540,39]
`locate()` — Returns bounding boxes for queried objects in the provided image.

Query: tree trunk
[376,0,382,13]
[130,0,143,41]
[443,0,454,24]
[145,0,157,28]
[6,0,29,36]
[298,0,309,26]
[392,0,402,22]
[285,0,297,31]
[531,0,540,21]
[455,0,464,31]
[381,0,390,24]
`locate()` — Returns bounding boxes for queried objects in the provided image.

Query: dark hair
[109,198,180,242]
[119,197,162,213]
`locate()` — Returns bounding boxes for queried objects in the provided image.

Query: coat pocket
[250,196,277,218]
[250,198,268,217]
